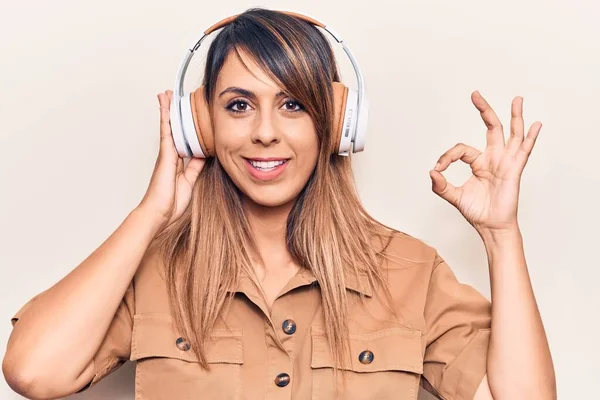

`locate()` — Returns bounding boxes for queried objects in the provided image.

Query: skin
[430,92,556,399]
[211,49,319,307]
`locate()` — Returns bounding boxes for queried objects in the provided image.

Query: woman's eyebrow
[218,86,287,101]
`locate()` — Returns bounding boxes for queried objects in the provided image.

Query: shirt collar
[225,265,373,298]
[297,267,373,297]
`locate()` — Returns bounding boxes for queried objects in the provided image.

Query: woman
[3,8,555,400]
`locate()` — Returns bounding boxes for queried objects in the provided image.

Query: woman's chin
[248,195,292,208]
[242,187,297,209]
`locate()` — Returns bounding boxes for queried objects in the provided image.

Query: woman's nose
[251,110,281,147]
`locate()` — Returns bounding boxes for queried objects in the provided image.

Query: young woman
[3,8,555,400]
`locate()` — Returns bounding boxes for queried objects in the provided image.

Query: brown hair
[151,7,400,393]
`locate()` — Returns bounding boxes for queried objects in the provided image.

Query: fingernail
[434,162,441,170]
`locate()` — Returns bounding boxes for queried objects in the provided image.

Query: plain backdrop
[1,0,598,398]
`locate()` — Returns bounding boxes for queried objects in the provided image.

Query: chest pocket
[130,313,243,400]
[310,325,423,400]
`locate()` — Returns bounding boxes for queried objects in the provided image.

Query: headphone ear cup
[189,86,215,158]
[331,82,349,155]
[170,93,192,158]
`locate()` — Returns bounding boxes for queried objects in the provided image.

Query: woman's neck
[242,196,297,277]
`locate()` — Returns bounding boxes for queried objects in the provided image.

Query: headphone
[169,10,369,158]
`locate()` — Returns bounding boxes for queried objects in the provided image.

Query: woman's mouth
[243,157,290,181]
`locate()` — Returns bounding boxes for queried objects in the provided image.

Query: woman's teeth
[248,159,287,171]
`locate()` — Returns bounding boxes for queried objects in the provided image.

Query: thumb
[184,157,206,184]
[429,169,460,207]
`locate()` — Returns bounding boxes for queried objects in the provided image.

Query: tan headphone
[169,10,369,158]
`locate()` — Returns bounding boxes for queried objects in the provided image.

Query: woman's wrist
[129,206,169,236]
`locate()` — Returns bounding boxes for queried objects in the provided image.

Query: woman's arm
[3,90,204,399]
[473,228,556,399]
[2,207,164,399]
[428,91,556,399]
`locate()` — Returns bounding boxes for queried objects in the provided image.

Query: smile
[243,157,290,181]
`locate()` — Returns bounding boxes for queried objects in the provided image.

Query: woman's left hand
[429,91,542,235]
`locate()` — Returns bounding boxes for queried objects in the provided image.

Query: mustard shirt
[10,230,491,399]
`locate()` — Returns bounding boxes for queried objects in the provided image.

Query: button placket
[265,296,294,399]
[265,332,293,398]
[270,294,296,351]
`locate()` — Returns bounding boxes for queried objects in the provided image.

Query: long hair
[151,7,401,393]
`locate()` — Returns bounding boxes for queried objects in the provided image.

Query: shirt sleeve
[10,282,135,393]
[421,251,492,400]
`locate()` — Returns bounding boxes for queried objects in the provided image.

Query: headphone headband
[204,11,326,35]
[171,10,369,158]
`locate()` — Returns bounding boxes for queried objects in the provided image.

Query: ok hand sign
[429,91,542,235]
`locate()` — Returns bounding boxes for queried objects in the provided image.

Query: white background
[1,0,598,398]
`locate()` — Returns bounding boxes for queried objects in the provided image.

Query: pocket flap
[130,313,243,364]
[310,325,423,374]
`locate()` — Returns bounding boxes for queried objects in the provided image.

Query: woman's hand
[137,90,206,231]
[429,91,542,235]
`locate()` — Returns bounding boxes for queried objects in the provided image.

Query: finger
[184,157,207,185]
[471,91,505,148]
[157,92,177,162]
[507,96,524,154]
[515,121,542,168]
[429,169,461,207]
[177,157,184,175]
[434,143,482,172]
[158,92,171,142]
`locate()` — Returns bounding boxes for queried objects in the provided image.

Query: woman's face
[211,50,319,208]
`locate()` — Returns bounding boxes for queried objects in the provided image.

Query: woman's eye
[283,100,304,112]
[226,100,251,113]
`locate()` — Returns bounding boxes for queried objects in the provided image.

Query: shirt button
[176,337,191,351]
[282,319,297,335]
[274,372,290,387]
[358,350,374,364]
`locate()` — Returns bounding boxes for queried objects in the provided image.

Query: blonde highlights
[151,8,400,394]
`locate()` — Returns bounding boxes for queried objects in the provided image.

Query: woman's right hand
[137,90,206,231]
